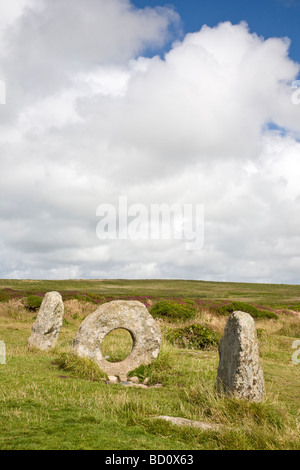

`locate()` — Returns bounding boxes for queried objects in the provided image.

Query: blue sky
[133,0,300,64]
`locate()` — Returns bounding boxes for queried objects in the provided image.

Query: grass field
[0,278,300,306]
[0,279,299,450]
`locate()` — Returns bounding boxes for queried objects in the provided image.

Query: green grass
[52,352,108,381]
[101,328,134,363]
[0,280,299,450]
[1,278,300,308]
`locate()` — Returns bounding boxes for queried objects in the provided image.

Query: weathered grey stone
[129,376,140,384]
[72,300,161,378]
[216,311,264,402]
[153,416,222,431]
[107,375,119,384]
[27,291,64,351]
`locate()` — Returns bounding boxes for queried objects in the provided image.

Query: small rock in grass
[129,376,140,384]
[108,375,119,384]
[119,374,128,382]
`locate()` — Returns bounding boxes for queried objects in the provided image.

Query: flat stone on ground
[153,416,222,431]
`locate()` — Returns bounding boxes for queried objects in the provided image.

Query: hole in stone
[101,328,133,363]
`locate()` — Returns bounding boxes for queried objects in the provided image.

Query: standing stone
[27,291,64,351]
[73,300,161,379]
[216,311,264,402]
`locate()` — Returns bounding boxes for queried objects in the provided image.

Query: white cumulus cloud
[0,1,300,282]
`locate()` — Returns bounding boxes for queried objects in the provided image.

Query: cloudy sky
[1,0,300,283]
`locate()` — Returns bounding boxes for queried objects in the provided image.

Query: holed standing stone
[73,300,161,379]
[216,311,264,402]
[27,291,64,351]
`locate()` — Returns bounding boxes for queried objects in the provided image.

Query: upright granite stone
[216,310,264,402]
[27,291,64,351]
[73,300,161,379]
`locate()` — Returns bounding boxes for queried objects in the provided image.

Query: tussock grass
[52,352,107,381]
[277,319,300,338]
[0,299,30,321]
[184,380,286,428]
[63,299,96,322]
